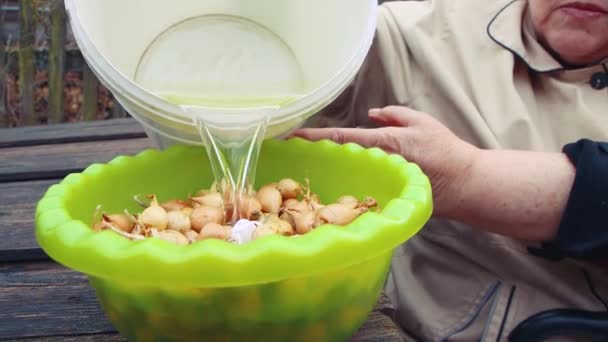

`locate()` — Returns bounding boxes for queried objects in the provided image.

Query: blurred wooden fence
[1,0,127,128]
[2,0,402,128]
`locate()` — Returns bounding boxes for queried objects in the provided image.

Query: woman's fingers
[290,106,427,154]
[368,106,423,127]
[292,127,379,145]
[291,127,403,153]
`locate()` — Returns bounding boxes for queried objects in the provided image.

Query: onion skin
[337,196,360,210]
[157,230,189,246]
[239,196,263,221]
[103,214,133,233]
[190,206,225,232]
[264,215,295,236]
[198,223,231,241]
[282,199,310,214]
[167,211,191,233]
[294,211,320,235]
[192,193,224,208]
[161,199,192,212]
[140,205,169,231]
[184,230,199,243]
[253,226,278,240]
[318,204,365,226]
[277,178,301,200]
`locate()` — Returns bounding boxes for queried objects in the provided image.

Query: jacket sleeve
[529,139,608,262]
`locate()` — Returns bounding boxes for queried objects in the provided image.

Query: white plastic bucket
[65,0,378,148]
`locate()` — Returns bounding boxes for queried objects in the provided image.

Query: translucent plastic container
[35,139,433,341]
[65,0,378,148]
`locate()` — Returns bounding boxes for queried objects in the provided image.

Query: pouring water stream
[183,105,278,225]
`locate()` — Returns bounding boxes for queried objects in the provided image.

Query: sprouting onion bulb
[256,185,282,214]
[91,178,378,245]
[139,196,169,231]
[277,178,301,200]
[190,206,224,232]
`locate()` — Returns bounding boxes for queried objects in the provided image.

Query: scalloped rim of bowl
[35,138,432,287]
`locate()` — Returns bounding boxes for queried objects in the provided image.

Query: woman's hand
[292,106,480,218]
[293,105,575,242]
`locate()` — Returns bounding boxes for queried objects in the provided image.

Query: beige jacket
[310,0,608,341]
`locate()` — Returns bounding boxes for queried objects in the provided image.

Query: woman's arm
[294,106,587,244]
[449,149,575,242]
[295,106,608,260]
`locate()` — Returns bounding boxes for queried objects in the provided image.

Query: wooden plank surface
[0,179,57,261]
[7,333,126,341]
[8,333,126,341]
[0,261,120,340]
[0,138,154,183]
[0,119,151,260]
[0,118,147,148]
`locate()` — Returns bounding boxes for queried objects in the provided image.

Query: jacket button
[590,72,608,90]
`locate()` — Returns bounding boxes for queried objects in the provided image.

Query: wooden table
[0,119,408,341]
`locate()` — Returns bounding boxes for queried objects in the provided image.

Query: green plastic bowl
[35,138,432,341]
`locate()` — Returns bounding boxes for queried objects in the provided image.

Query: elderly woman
[295,0,608,340]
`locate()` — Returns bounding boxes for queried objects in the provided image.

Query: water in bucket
[65,0,377,222]
[134,13,305,221]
